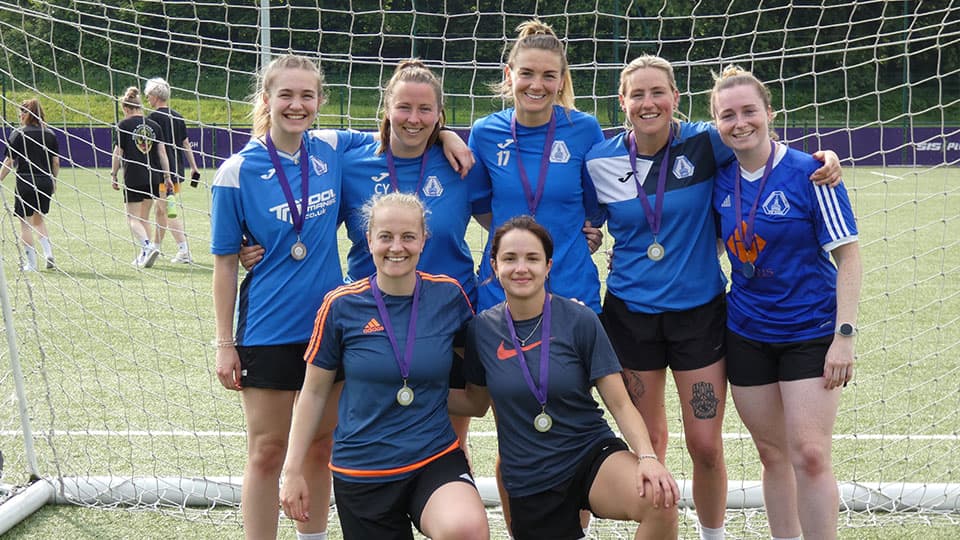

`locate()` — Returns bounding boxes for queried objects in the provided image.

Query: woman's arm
[280,364,338,522]
[438,129,474,178]
[809,150,842,187]
[824,241,862,389]
[181,137,200,176]
[213,254,242,390]
[110,145,123,190]
[0,156,13,182]
[447,383,491,417]
[596,373,680,508]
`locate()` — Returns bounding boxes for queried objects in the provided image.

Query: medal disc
[290,241,307,261]
[396,385,414,406]
[533,412,553,432]
[647,242,665,262]
[741,261,755,279]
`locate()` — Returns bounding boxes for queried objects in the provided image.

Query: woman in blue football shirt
[711,66,860,540]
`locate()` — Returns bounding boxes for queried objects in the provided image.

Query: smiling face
[387,81,440,158]
[619,66,680,151]
[712,82,774,159]
[492,228,552,304]
[506,48,564,126]
[264,67,319,144]
[367,202,426,290]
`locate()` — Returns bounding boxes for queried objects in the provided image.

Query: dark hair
[378,59,444,154]
[490,215,554,262]
[19,98,44,127]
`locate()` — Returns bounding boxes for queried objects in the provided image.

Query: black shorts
[15,176,54,218]
[237,342,309,390]
[508,437,628,540]
[123,182,160,204]
[725,330,834,386]
[601,291,726,372]
[333,448,476,540]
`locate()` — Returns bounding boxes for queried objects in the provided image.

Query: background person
[0,98,60,271]
[711,65,861,540]
[144,76,200,263]
[281,192,488,540]
[454,216,678,540]
[110,86,172,269]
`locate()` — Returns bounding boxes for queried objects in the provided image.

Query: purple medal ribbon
[504,294,552,409]
[265,133,310,237]
[627,127,673,239]
[385,147,430,195]
[369,274,422,381]
[734,141,778,251]
[510,110,557,216]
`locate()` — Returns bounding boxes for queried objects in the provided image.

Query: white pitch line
[1,430,958,441]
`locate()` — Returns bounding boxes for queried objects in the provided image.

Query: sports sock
[700,523,725,540]
[296,532,327,540]
[39,237,53,258]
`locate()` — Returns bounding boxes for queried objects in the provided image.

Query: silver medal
[533,412,553,432]
[396,384,414,406]
[647,242,665,262]
[741,261,755,279]
[290,241,307,261]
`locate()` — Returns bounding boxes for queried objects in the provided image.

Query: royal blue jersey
[340,138,485,304]
[464,296,620,497]
[713,144,858,341]
[585,121,734,313]
[305,272,473,482]
[468,106,605,312]
[211,129,368,345]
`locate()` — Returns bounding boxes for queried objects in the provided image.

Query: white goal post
[1,1,958,537]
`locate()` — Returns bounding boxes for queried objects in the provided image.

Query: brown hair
[619,54,683,132]
[377,59,445,154]
[19,98,44,127]
[491,19,575,111]
[119,87,142,110]
[710,64,777,139]
[250,55,327,138]
[490,215,554,262]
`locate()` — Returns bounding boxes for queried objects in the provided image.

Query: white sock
[24,245,37,268]
[178,241,189,252]
[296,533,327,540]
[39,237,53,258]
[700,523,725,540]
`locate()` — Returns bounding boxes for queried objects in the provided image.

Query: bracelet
[214,339,236,348]
[637,453,659,462]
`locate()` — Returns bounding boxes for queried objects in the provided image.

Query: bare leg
[293,382,342,534]
[620,369,668,459]
[420,480,489,540]
[588,450,678,539]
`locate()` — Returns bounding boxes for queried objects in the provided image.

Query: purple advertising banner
[2,125,958,169]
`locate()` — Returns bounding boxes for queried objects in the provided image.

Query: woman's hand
[635,456,680,510]
[279,471,311,522]
[239,240,265,271]
[824,336,854,390]
[583,220,603,253]
[810,150,843,187]
[439,129,475,178]
[215,346,242,391]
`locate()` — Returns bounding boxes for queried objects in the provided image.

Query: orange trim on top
[303,280,371,364]
[417,270,475,314]
[329,439,460,478]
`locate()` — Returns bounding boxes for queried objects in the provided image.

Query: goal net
[0,1,958,538]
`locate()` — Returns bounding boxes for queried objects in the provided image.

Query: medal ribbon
[370,274,422,380]
[385,147,430,195]
[505,294,552,408]
[265,133,310,237]
[627,127,673,238]
[510,110,557,216]
[734,141,777,251]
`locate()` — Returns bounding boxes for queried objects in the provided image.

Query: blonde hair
[492,19,575,111]
[710,64,777,139]
[250,55,327,138]
[119,87,142,110]
[361,192,430,239]
[19,98,45,127]
[619,54,682,132]
[378,59,445,154]
[144,77,171,102]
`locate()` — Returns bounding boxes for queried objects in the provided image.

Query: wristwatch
[836,323,858,337]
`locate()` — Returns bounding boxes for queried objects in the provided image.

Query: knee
[686,436,724,469]
[247,437,287,475]
[432,517,489,540]
[634,502,678,534]
[754,439,790,470]
[791,441,832,478]
[305,435,333,463]
[646,427,669,455]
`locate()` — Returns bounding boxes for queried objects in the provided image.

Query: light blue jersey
[468,105,605,312]
[211,129,368,345]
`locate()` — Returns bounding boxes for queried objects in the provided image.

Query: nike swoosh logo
[496,340,542,360]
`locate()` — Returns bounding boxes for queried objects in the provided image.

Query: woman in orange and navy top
[280,192,488,540]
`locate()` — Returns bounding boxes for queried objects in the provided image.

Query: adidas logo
[363,318,385,334]
[721,194,732,207]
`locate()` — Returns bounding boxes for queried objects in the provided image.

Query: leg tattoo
[690,381,720,419]
[622,371,646,409]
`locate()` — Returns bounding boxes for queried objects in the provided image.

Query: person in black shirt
[0,98,60,271]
